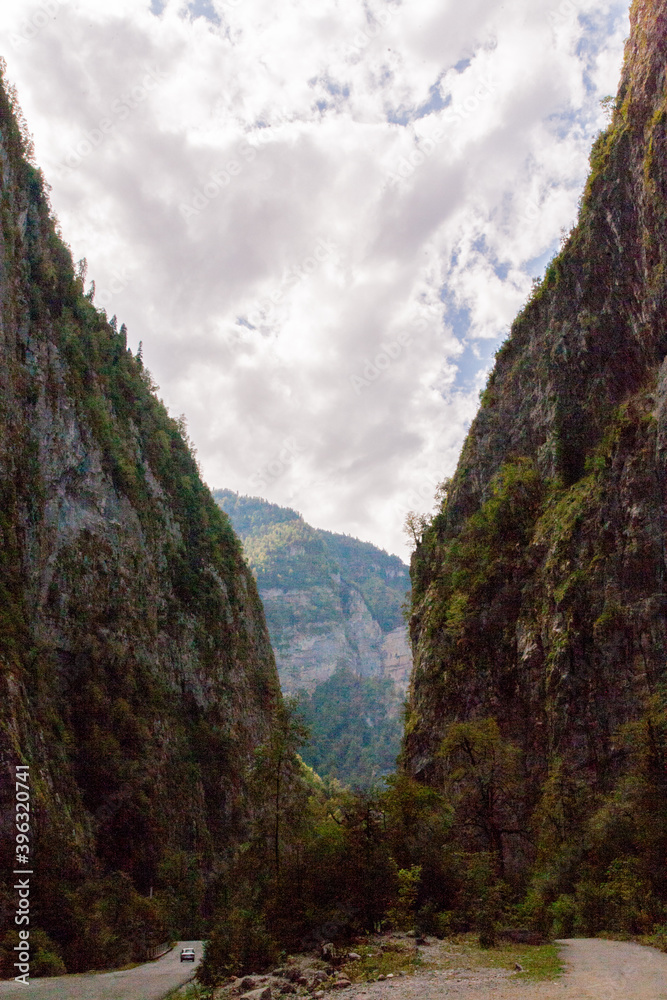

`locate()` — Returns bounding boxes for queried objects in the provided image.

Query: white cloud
[0,0,629,559]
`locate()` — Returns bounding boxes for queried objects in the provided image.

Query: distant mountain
[213,490,413,785]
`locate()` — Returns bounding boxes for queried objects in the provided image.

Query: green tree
[252,698,310,876]
[439,718,524,877]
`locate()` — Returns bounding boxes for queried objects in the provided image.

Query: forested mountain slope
[215,490,411,784]
[214,490,411,694]
[0,71,280,974]
[404,0,667,916]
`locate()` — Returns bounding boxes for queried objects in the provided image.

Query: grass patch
[163,983,212,999]
[430,934,564,981]
[337,941,423,983]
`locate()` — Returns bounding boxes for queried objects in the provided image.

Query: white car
[180,948,196,962]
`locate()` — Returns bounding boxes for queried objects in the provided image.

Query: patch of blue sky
[546,106,581,141]
[451,338,499,393]
[150,0,166,14]
[442,301,471,341]
[471,234,487,255]
[184,0,221,24]
[525,241,560,282]
[387,77,446,126]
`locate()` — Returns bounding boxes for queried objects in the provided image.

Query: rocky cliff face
[0,76,280,969]
[214,490,412,695]
[405,0,666,825]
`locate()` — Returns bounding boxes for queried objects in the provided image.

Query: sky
[1,0,630,560]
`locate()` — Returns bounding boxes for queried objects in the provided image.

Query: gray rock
[240,988,271,1000]
[347,953,361,961]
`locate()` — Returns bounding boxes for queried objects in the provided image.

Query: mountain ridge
[214,489,412,695]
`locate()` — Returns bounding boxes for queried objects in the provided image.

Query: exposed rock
[404,0,667,861]
[240,988,271,1000]
[213,491,412,695]
[0,72,280,970]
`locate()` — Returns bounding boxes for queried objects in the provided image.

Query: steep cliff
[404,0,667,894]
[0,73,280,971]
[214,490,412,694]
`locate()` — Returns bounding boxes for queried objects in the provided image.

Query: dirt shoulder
[340,937,667,1000]
[214,935,667,1000]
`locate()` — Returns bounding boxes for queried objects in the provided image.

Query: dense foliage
[214,490,410,786]
[298,668,403,787]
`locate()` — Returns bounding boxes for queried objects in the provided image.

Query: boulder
[240,988,271,1000]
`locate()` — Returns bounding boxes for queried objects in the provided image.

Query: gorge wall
[404,0,667,879]
[0,75,281,971]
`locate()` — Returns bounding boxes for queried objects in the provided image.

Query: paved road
[0,941,202,1000]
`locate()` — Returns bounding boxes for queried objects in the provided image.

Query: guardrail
[146,942,171,961]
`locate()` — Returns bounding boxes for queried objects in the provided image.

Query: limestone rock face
[214,490,413,695]
[381,627,413,695]
[405,0,667,795]
[0,77,280,955]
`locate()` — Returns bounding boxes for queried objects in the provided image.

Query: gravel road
[0,941,201,1000]
[556,938,667,999]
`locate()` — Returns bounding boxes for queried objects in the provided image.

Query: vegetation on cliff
[403,0,667,943]
[214,490,409,637]
[215,490,410,786]
[3,0,667,983]
[0,66,280,976]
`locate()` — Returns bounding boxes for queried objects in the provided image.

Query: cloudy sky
[1,0,629,559]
